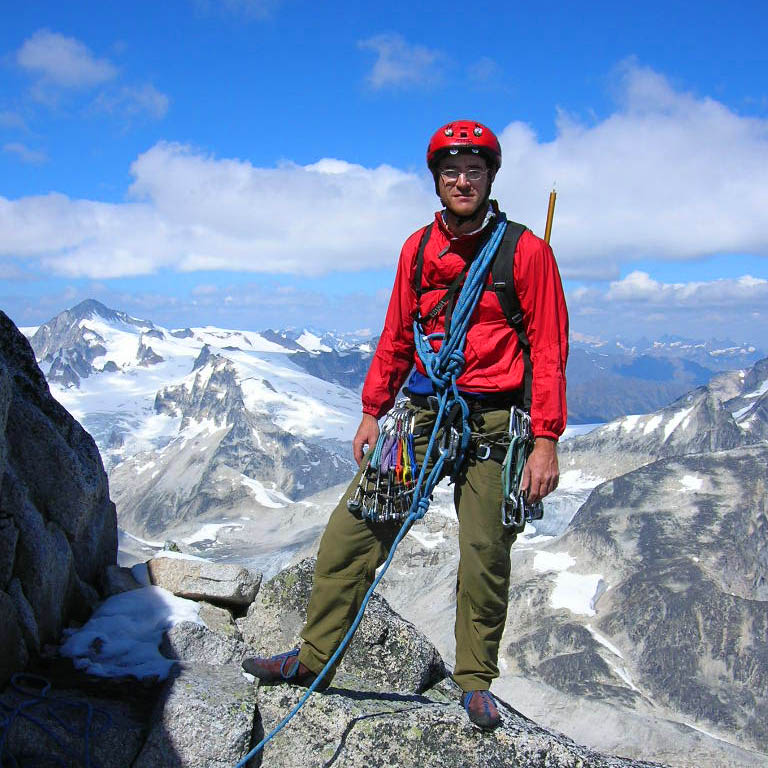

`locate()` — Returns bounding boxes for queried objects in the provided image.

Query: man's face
[437,153,493,219]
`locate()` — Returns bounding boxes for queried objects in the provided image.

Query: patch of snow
[240,476,290,508]
[557,469,604,492]
[642,414,663,435]
[153,550,209,562]
[131,563,150,586]
[679,474,703,493]
[296,331,331,353]
[550,572,603,616]
[621,414,642,432]
[59,586,202,680]
[664,406,694,441]
[586,624,624,658]
[743,379,768,399]
[182,523,244,545]
[561,423,602,440]
[609,663,639,691]
[119,529,164,548]
[533,551,575,573]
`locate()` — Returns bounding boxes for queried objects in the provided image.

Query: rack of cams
[348,400,421,523]
[349,399,544,531]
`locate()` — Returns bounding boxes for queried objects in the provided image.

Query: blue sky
[1,0,767,342]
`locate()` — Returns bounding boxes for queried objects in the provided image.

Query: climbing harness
[347,400,420,523]
[0,673,111,767]
[500,407,544,533]
[232,215,511,768]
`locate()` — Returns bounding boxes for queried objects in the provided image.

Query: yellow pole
[543,187,557,244]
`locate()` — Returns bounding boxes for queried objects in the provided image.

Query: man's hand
[353,414,380,466]
[521,437,559,503]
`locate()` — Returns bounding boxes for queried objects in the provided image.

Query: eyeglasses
[439,168,488,183]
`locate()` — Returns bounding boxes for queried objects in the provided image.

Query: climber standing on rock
[243,120,568,730]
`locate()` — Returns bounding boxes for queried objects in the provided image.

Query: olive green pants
[298,405,517,692]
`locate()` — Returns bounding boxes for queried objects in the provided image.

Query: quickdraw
[347,399,420,523]
[501,406,544,532]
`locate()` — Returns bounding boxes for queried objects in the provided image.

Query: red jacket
[361,207,569,440]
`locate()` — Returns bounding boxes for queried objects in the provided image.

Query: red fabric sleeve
[360,230,422,418]
[514,232,569,439]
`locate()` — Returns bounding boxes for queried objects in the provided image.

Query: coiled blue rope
[0,673,111,767]
[233,215,508,767]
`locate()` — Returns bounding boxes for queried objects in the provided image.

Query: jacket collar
[434,200,500,254]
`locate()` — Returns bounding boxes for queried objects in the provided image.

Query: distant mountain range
[24,298,765,536]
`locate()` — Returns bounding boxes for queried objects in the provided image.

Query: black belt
[404,388,523,414]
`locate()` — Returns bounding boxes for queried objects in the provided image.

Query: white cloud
[568,272,768,340]
[17,30,116,89]
[606,270,768,307]
[0,143,431,278]
[493,64,768,276]
[358,34,443,89]
[93,84,170,120]
[3,142,47,165]
[0,63,767,297]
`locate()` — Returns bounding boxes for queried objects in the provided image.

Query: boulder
[147,555,261,606]
[237,558,445,694]
[161,621,248,666]
[254,674,660,768]
[132,663,259,768]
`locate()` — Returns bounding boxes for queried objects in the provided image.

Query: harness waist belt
[404,388,523,413]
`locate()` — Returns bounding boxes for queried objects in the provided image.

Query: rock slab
[148,555,261,606]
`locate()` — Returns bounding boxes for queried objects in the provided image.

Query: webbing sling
[413,218,532,409]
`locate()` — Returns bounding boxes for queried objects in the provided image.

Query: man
[244,120,568,730]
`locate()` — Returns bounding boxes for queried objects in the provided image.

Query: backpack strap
[412,223,434,300]
[491,221,532,410]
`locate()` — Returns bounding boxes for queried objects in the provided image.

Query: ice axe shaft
[544,188,556,244]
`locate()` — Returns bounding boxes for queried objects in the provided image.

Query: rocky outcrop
[237,558,446,695]
[0,311,117,687]
[255,674,658,768]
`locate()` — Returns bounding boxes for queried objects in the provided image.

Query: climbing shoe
[462,690,501,730]
[241,649,330,691]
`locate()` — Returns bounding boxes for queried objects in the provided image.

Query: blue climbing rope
[233,216,509,767]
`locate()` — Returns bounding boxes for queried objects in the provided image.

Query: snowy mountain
[29,300,360,536]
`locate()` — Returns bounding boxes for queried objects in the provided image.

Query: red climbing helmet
[426,120,502,172]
